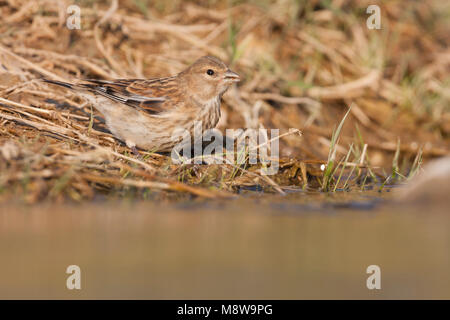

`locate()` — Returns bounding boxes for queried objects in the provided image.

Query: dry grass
[0,0,449,203]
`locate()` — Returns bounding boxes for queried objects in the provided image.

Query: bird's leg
[131,146,140,156]
[126,140,140,157]
[190,163,201,177]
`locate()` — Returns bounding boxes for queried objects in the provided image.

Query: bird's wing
[79,77,182,115]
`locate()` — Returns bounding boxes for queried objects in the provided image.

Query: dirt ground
[0,0,449,202]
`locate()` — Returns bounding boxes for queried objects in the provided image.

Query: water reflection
[0,197,449,299]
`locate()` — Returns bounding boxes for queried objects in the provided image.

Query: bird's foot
[131,146,140,157]
[126,141,140,157]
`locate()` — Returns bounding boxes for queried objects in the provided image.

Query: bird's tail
[42,79,74,89]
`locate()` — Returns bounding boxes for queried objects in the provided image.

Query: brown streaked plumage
[43,56,240,153]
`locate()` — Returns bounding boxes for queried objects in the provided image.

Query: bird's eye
[206,69,214,76]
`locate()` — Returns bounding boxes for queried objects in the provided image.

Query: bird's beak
[224,69,240,82]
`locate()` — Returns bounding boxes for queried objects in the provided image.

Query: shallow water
[0,191,449,299]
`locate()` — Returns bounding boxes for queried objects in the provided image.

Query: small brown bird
[44,56,240,153]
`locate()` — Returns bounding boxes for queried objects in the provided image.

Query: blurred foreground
[1,194,449,299]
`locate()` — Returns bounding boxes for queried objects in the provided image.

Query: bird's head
[179,56,240,103]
